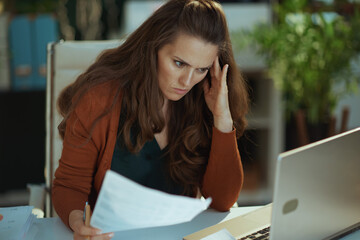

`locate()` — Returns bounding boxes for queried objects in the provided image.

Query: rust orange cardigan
[52,81,244,228]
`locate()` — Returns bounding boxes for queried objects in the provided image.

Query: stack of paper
[91,170,212,233]
[0,206,37,240]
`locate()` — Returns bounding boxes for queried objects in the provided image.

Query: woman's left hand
[203,56,233,133]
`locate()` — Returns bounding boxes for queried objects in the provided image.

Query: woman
[52,0,249,239]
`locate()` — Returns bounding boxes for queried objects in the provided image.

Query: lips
[173,88,188,95]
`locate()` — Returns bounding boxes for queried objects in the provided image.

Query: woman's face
[157,32,218,101]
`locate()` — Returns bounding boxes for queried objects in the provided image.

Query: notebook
[184,127,360,240]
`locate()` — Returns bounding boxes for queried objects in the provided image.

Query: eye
[197,68,209,74]
[174,60,184,68]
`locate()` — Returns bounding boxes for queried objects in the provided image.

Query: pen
[84,201,91,240]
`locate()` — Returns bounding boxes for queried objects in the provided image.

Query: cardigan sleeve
[201,127,244,211]
[52,90,101,228]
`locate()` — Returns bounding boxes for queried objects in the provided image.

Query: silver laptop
[184,127,360,240]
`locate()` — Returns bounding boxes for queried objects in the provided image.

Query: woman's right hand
[69,209,114,240]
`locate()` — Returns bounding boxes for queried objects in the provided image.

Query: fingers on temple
[209,58,220,87]
[212,56,221,78]
[210,57,228,88]
[221,64,229,86]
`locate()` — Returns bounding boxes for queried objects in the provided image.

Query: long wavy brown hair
[58,0,249,196]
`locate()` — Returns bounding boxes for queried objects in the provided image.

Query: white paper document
[200,229,236,240]
[90,170,212,233]
[0,206,36,240]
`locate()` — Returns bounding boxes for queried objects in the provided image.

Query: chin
[165,93,185,102]
[168,96,183,102]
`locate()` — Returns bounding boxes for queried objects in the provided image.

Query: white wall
[335,89,360,130]
[334,58,360,130]
[223,3,271,70]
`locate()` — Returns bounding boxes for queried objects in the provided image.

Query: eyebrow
[174,56,212,69]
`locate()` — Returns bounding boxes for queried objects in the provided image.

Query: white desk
[29,206,261,240]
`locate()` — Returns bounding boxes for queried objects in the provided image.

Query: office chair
[28,40,122,217]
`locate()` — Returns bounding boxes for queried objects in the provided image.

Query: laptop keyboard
[237,226,270,240]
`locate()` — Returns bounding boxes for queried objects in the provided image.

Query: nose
[179,69,194,87]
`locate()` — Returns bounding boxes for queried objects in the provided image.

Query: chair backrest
[45,40,122,217]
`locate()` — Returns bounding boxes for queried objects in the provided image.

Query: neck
[162,99,169,119]
[154,98,169,150]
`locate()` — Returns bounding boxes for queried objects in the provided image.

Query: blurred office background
[0,0,359,211]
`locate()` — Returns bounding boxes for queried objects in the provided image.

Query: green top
[111,110,183,195]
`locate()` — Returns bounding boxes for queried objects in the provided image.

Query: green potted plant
[232,0,360,148]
